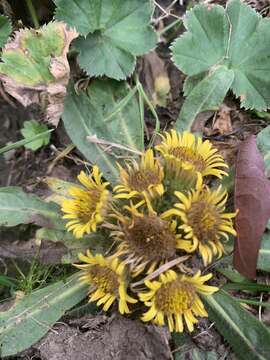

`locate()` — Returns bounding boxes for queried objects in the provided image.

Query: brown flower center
[168,146,205,172]
[186,199,221,243]
[124,215,176,261]
[128,170,159,192]
[89,265,119,295]
[155,280,196,314]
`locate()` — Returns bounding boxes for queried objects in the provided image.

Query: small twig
[131,255,190,289]
[87,135,143,156]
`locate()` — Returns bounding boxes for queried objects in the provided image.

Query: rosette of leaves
[0,15,12,48]
[54,0,157,80]
[172,0,270,131]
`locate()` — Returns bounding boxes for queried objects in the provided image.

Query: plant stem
[158,18,182,36]
[235,298,270,309]
[25,0,39,29]
[0,129,53,155]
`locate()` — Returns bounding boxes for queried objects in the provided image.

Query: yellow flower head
[139,270,218,332]
[62,166,110,238]
[109,204,183,277]
[114,149,164,205]
[75,250,137,314]
[155,130,228,187]
[164,185,236,265]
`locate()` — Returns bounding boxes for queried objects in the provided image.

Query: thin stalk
[0,129,54,155]
[235,298,270,309]
[103,86,138,123]
[158,18,182,36]
[25,0,39,29]
[138,86,145,151]
[135,75,160,145]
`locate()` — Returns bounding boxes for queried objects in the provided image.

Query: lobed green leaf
[54,0,156,79]
[172,0,270,129]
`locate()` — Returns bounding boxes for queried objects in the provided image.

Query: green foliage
[257,125,270,173]
[21,120,51,151]
[177,66,234,131]
[0,187,63,229]
[0,22,65,86]
[202,290,270,360]
[0,129,54,155]
[0,274,88,357]
[36,228,107,264]
[0,15,12,48]
[257,232,270,272]
[62,80,144,183]
[172,0,270,130]
[54,0,156,79]
[172,333,220,360]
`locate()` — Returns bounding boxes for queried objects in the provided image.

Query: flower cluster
[62,130,236,333]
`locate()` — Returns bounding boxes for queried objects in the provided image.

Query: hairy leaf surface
[54,0,156,79]
[62,80,143,183]
[203,290,270,360]
[0,274,87,357]
[172,0,270,129]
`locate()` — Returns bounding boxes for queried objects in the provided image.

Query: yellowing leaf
[0,22,78,126]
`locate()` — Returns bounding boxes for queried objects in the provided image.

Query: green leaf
[21,120,51,151]
[0,15,12,48]
[172,333,220,360]
[0,187,63,229]
[0,22,77,126]
[36,228,107,264]
[0,129,54,155]
[62,80,143,183]
[202,290,270,360]
[176,67,234,131]
[0,274,88,357]
[257,125,270,173]
[54,0,156,79]
[257,232,270,272]
[172,0,270,130]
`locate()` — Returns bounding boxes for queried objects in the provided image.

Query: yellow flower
[74,250,137,314]
[155,130,228,188]
[62,166,110,238]
[139,270,218,332]
[163,185,236,265]
[114,149,164,206]
[108,204,183,277]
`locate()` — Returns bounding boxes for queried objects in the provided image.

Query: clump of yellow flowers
[62,130,236,333]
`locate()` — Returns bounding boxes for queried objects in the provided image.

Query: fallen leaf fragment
[0,22,78,126]
[213,104,232,135]
[140,50,171,107]
[234,135,270,278]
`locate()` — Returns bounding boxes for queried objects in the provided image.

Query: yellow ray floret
[62,166,110,238]
[155,130,228,183]
[109,203,183,277]
[139,270,218,332]
[163,185,236,265]
[114,149,164,205]
[74,250,137,314]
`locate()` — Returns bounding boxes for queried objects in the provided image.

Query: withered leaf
[234,135,270,278]
[0,22,78,126]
